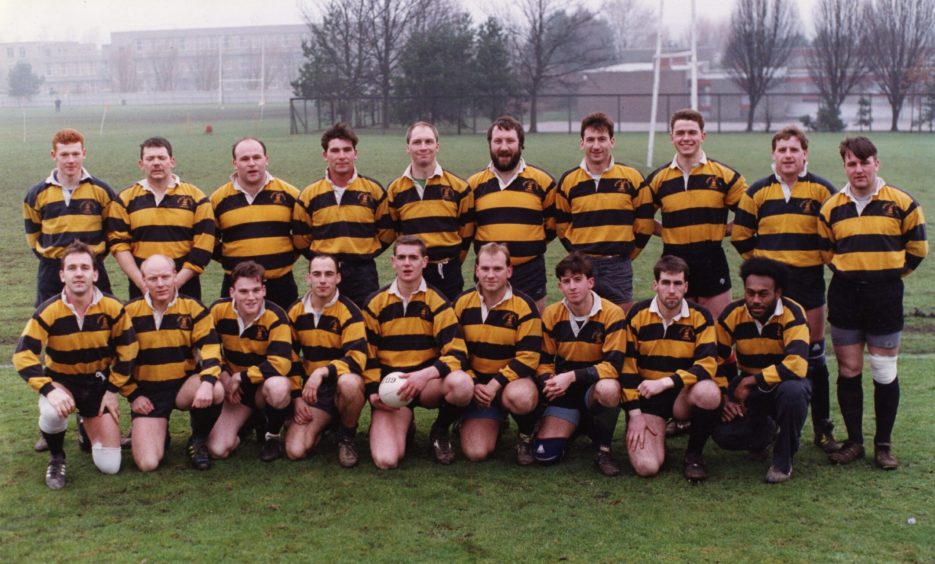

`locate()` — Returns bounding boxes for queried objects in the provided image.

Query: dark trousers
[423,258,464,303]
[712,378,811,473]
[221,273,298,311]
[36,255,112,306]
[337,259,379,309]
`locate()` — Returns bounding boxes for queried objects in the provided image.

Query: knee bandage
[92,444,122,475]
[809,339,826,364]
[533,437,568,464]
[38,395,68,434]
[869,354,898,385]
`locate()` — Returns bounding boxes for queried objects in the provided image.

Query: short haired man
[534,252,625,476]
[712,258,812,483]
[555,112,647,312]
[386,122,474,302]
[817,136,928,469]
[13,242,138,489]
[121,254,225,471]
[467,116,556,311]
[638,109,748,320]
[731,126,840,454]
[108,137,216,301]
[25,128,116,305]
[212,137,301,310]
[452,243,542,464]
[205,261,294,462]
[362,235,472,469]
[622,255,720,482]
[284,254,368,467]
[293,123,394,307]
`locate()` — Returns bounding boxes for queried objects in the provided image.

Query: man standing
[25,128,116,305]
[362,236,472,469]
[817,137,927,469]
[293,123,394,308]
[13,242,137,489]
[467,116,555,311]
[285,254,368,467]
[534,252,625,476]
[639,109,748,320]
[206,261,294,462]
[555,113,647,312]
[121,255,225,471]
[712,257,812,483]
[107,137,216,301]
[731,126,840,453]
[622,256,720,482]
[386,122,474,302]
[212,137,301,310]
[453,243,542,464]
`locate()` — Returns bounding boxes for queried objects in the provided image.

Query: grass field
[1,104,933,561]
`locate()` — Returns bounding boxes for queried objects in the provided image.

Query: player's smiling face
[231,276,265,319]
[59,251,98,297]
[489,126,522,172]
[744,274,780,323]
[476,250,512,295]
[391,244,428,284]
[670,119,706,160]
[558,271,594,308]
[139,146,175,184]
[406,125,439,169]
[307,256,340,301]
[772,137,807,179]
[323,138,357,178]
[653,270,687,312]
[233,139,269,188]
[842,150,880,192]
[51,141,86,179]
[580,126,615,170]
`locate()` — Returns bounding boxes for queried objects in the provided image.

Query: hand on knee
[38,396,69,434]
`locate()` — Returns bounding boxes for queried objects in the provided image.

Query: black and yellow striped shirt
[361,280,468,395]
[555,163,647,258]
[210,298,293,385]
[732,172,836,268]
[538,294,625,385]
[386,169,474,263]
[211,176,300,280]
[107,180,216,274]
[13,290,137,395]
[453,287,542,385]
[716,297,809,388]
[122,294,222,400]
[288,292,368,388]
[620,298,717,411]
[817,182,928,281]
[468,163,556,266]
[24,170,116,260]
[638,158,747,254]
[292,174,393,261]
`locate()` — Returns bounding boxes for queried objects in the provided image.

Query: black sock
[512,405,542,436]
[809,358,831,425]
[43,430,66,457]
[190,403,222,441]
[264,405,288,436]
[837,374,864,444]
[589,404,620,451]
[686,408,718,455]
[338,424,358,440]
[432,399,463,433]
[873,377,900,446]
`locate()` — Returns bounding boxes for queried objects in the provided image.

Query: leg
[335,374,366,467]
[674,380,721,482]
[460,418,501,462]
[503,379,541,464]
[206,401,252,459]
[868,340,901,469]
[176,376,224,470]
[693,289,732,322]
[627,413,668,477]
[368,406,413,469]
[426,370,474,464]
[131,417,169,472]
[82,413,123,475]
[806,305,839,451]
[284,407,333,461]
[769,379,812,475]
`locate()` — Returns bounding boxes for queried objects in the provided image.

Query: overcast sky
[0,0,816,45]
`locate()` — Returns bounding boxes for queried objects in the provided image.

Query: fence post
[717,94,722,134]
[568,96,573,134]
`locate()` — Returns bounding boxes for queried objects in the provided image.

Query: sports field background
[1,104,933,561]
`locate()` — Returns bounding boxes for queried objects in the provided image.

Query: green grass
[2,104,934,561]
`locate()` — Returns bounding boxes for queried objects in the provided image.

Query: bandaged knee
[533,437,568,464]
[869,354,898,384]
[92,444,122,475]
[38,395,68,434]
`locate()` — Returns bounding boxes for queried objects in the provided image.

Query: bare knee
[691,380,721,411]
[445,371,474,405]
[594,379,621,407]
[337,374,364,398]
[372,451,400,470]
[134,454,161,473]
[630,454,662,477]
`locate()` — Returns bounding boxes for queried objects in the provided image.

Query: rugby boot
[765,465,792,484]
[45,454,66,490]
[337,435,359,468]
[515,433,535,466]
[77,417,91,453]
[35,433,49,453]
[813,420,842,454]
[187,436,212,470]
[683,452,708,483]
[874,443,899,470]
[828,441,865,465]
[594,449,621,477]
[429,425,455,465]
[260,433,283,462]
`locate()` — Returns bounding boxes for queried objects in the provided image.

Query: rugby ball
[379,372,411,408]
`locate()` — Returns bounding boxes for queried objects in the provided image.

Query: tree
[189,49,218,92]
[110,46,140,93]
[807,0,868,132]
[602,0,656,54]
[862,0,935,131]
[723,0,800,131]
[151,47,179,91]
[515,0,616,133]
[473,17,519,121]
[8,61,44,102]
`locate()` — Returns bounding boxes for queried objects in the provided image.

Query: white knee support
[869,354,898,385]
[92,444,122,475]
[38,395,68,434]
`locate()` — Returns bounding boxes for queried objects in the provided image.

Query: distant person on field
[212,137,301,310]
[731,126,841,454]
[817,136,928,470]
[292,123,394,307]
[107,137,216,301]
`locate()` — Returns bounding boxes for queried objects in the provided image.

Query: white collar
[302,289,340,314]
[747,299,784,333]
[144,290,179,312]
[478,284,513,321]
[326,168,358,189]
[46,168,92,188]
[61,286,103,310]
[403,162,443,182]
[842,177,886,203]
[232,171,273,196]
[233,298,266,335]
[389,277,427,300]
[770,162,808,182]
[562,290,602,319]
[669,151,708,170]
[139,175,181,193]
[649,296,689,323]
[578,157,615,177]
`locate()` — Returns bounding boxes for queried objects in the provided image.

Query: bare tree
[602,0,656,54]
[110,46,140,93]
[807,0,868,128]
[862,0,935,131]
[723,0,800,131]
[691,16,731,52]
[151,47,179,92]
[189,49,218,91]
[515,0,616,133]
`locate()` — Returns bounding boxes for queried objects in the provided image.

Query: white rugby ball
[379,372,411,408]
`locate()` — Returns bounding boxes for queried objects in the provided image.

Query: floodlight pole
[690,0,698,110]
[647,0,664,168]
[218,40,223,107]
